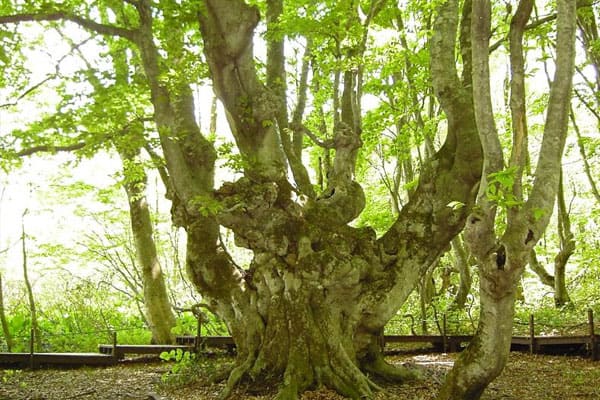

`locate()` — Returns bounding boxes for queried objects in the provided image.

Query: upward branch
[520,0,577,242]
[507,0,534,208]
[199,0,287,182]
[266,0,314,197]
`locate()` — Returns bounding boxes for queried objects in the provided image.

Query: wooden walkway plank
[0,352,116,368]
[2,316,598,370]
[98,344,194,359]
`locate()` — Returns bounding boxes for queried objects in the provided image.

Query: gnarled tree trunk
[1,0,480,398]
[190,1,482,398]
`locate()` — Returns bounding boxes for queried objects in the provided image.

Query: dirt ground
[1,352,599,400]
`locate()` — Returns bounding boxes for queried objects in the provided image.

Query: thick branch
[521,0,577,241]
[430,0,464,117]
[16,142,86,157]
[528,249,555,287]
[0,12,136,41]
[199,0,286,182]
[266,0,314,197]
[362,0,482,333]
[472,0,503,175]
[507,0,533,205]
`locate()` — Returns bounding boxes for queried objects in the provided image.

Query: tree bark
[553,168,574,307]
[439,0,576,398]
[0,273,13,352]
[118,147,177,344]
[451,236,472,310]
[21,212,42,352]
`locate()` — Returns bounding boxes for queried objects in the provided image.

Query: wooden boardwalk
[1,310,597,369]
[97,344,194,359]
[1,333,598,369]
[0,352,116,369]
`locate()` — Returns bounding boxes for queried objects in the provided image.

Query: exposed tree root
[208,362,235,384]
[363,351,423,383]
[219,353,257,400]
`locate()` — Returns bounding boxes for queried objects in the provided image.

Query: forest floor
[1,351,600,400]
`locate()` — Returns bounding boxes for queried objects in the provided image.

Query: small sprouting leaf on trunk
[190,195,223,217]
[533,208,546,222]
[447,200,465,210]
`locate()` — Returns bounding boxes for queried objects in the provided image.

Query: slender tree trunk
[554,168,574,307]
[0,188,13,352]
[419,270,435,334]
[21,211,41,352]
[118,147,177,344]
[439,0,576,398]
[0,273,13,352]
[209,95,218,136]
[525,174,575,307]
[575,4,600,203]
[451,236,471,310]
[439,284,517,399]
[571,109,600,203]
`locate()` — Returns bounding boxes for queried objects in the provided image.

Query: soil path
[1,352,599,399]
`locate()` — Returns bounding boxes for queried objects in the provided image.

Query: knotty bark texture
[0,1,482,398]
[192,1,481,398]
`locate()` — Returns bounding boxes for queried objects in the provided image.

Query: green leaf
[447,201,465,210]
[533,208,546,222]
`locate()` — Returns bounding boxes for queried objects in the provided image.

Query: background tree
[20,209,42,351]
[0,187,13,352]
[0,272,12,351]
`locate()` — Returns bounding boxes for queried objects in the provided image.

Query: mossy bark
[189,1,482,398]
[0,273,13,352]
[119,148,177,344]
[439,0,576,398]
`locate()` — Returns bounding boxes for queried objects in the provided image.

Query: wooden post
[529,314,535,354]
[588,309,598,361]
[442,313,448,353]
[111,330,118,359]
[377,327,385,352]
[196,317,202,352]
[29,328,35,369]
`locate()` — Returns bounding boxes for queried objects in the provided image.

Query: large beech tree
[0,0,577,398]
[0,0,482,397]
